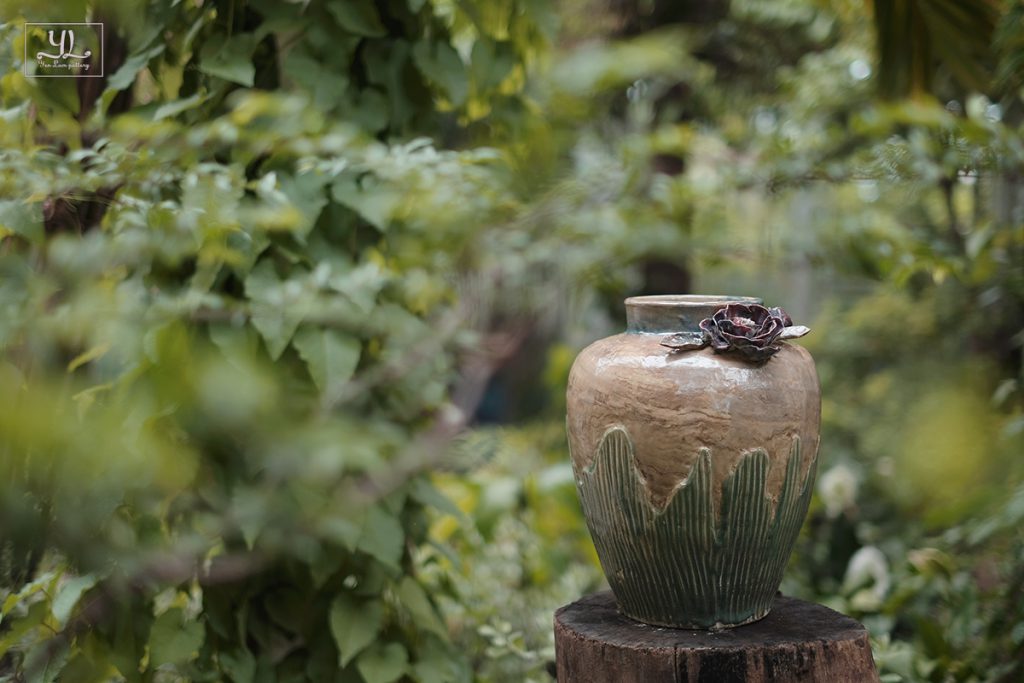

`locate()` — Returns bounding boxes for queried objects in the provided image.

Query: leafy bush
[0,1,555,681]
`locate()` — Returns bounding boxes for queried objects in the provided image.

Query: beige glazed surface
[566,332,821,512]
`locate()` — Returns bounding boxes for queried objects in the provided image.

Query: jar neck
[624,295,763,334]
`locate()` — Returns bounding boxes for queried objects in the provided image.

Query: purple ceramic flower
[661,303,809,362]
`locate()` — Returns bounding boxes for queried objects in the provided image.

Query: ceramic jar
[566,295,820,629]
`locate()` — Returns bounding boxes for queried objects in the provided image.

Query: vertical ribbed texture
[574,426,816,629]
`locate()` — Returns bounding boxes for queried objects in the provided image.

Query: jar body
[566,296,820,629]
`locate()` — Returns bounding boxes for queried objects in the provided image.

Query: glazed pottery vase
[566,295,821,630]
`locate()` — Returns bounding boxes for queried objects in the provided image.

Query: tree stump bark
[554,591,879,683]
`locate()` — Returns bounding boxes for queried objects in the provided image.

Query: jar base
[617,605,772,632]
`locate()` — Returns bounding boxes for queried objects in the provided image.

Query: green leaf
[321,507,364,550]
[148,608,205,667]
[58,643,113,683]
[199,34,259,86]
[327,1,388,37]
[278,172,329,241]
[411,639,465,683]
[106,44,165,92]
[51,574,98,627]
[362,40,415,130]
[356,642,407,683]
[397,577,448,640]
[282,49,352,111]
[0,199,43,243]
[412,40,468,106]
[357,505,404,570]
[0,601,48,658]
[470,39,517,91]
[107,604,150,683]
[209,323,263,368]
[40,81,83,116]
[24,637,70,683]
[410,478,463,518]
[220,648,256,683]
[2,572,58,617]
[328,261,387,314]
[245,259,311,360]
[67,342,111,373]
[153,93,207,121]
[1012,620,1024,646]
[309,545,345,589]
[329,595,383,667]
[337,87,392,133]
[331,175,402,231]
[292,327,361,396]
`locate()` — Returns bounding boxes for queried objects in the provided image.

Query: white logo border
[24,22,105,78]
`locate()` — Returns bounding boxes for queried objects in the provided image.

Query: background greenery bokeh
[0,0,1022,681]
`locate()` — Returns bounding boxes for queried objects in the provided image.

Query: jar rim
[624,294,762,307]
[624,295,764,333]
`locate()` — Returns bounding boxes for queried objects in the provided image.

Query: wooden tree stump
[554,591,879,683]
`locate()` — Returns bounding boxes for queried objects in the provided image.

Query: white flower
[843,546,890,609]
[818,464,858,518]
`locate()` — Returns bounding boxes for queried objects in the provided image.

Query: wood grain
[554,591,879,683]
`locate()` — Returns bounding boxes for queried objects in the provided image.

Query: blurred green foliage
[0,1,558,681]
[438,1,1024,681]
[0,0,1022,682]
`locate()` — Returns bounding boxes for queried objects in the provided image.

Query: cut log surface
[554,591,879,683]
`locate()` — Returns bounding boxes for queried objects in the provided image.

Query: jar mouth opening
[624,295,762,308]
[624,294,764,334]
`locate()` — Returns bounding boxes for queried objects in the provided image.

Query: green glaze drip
[574,427,816,629]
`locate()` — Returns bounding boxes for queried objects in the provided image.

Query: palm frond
[993,2,1024,109]
[870,0,1001,99]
